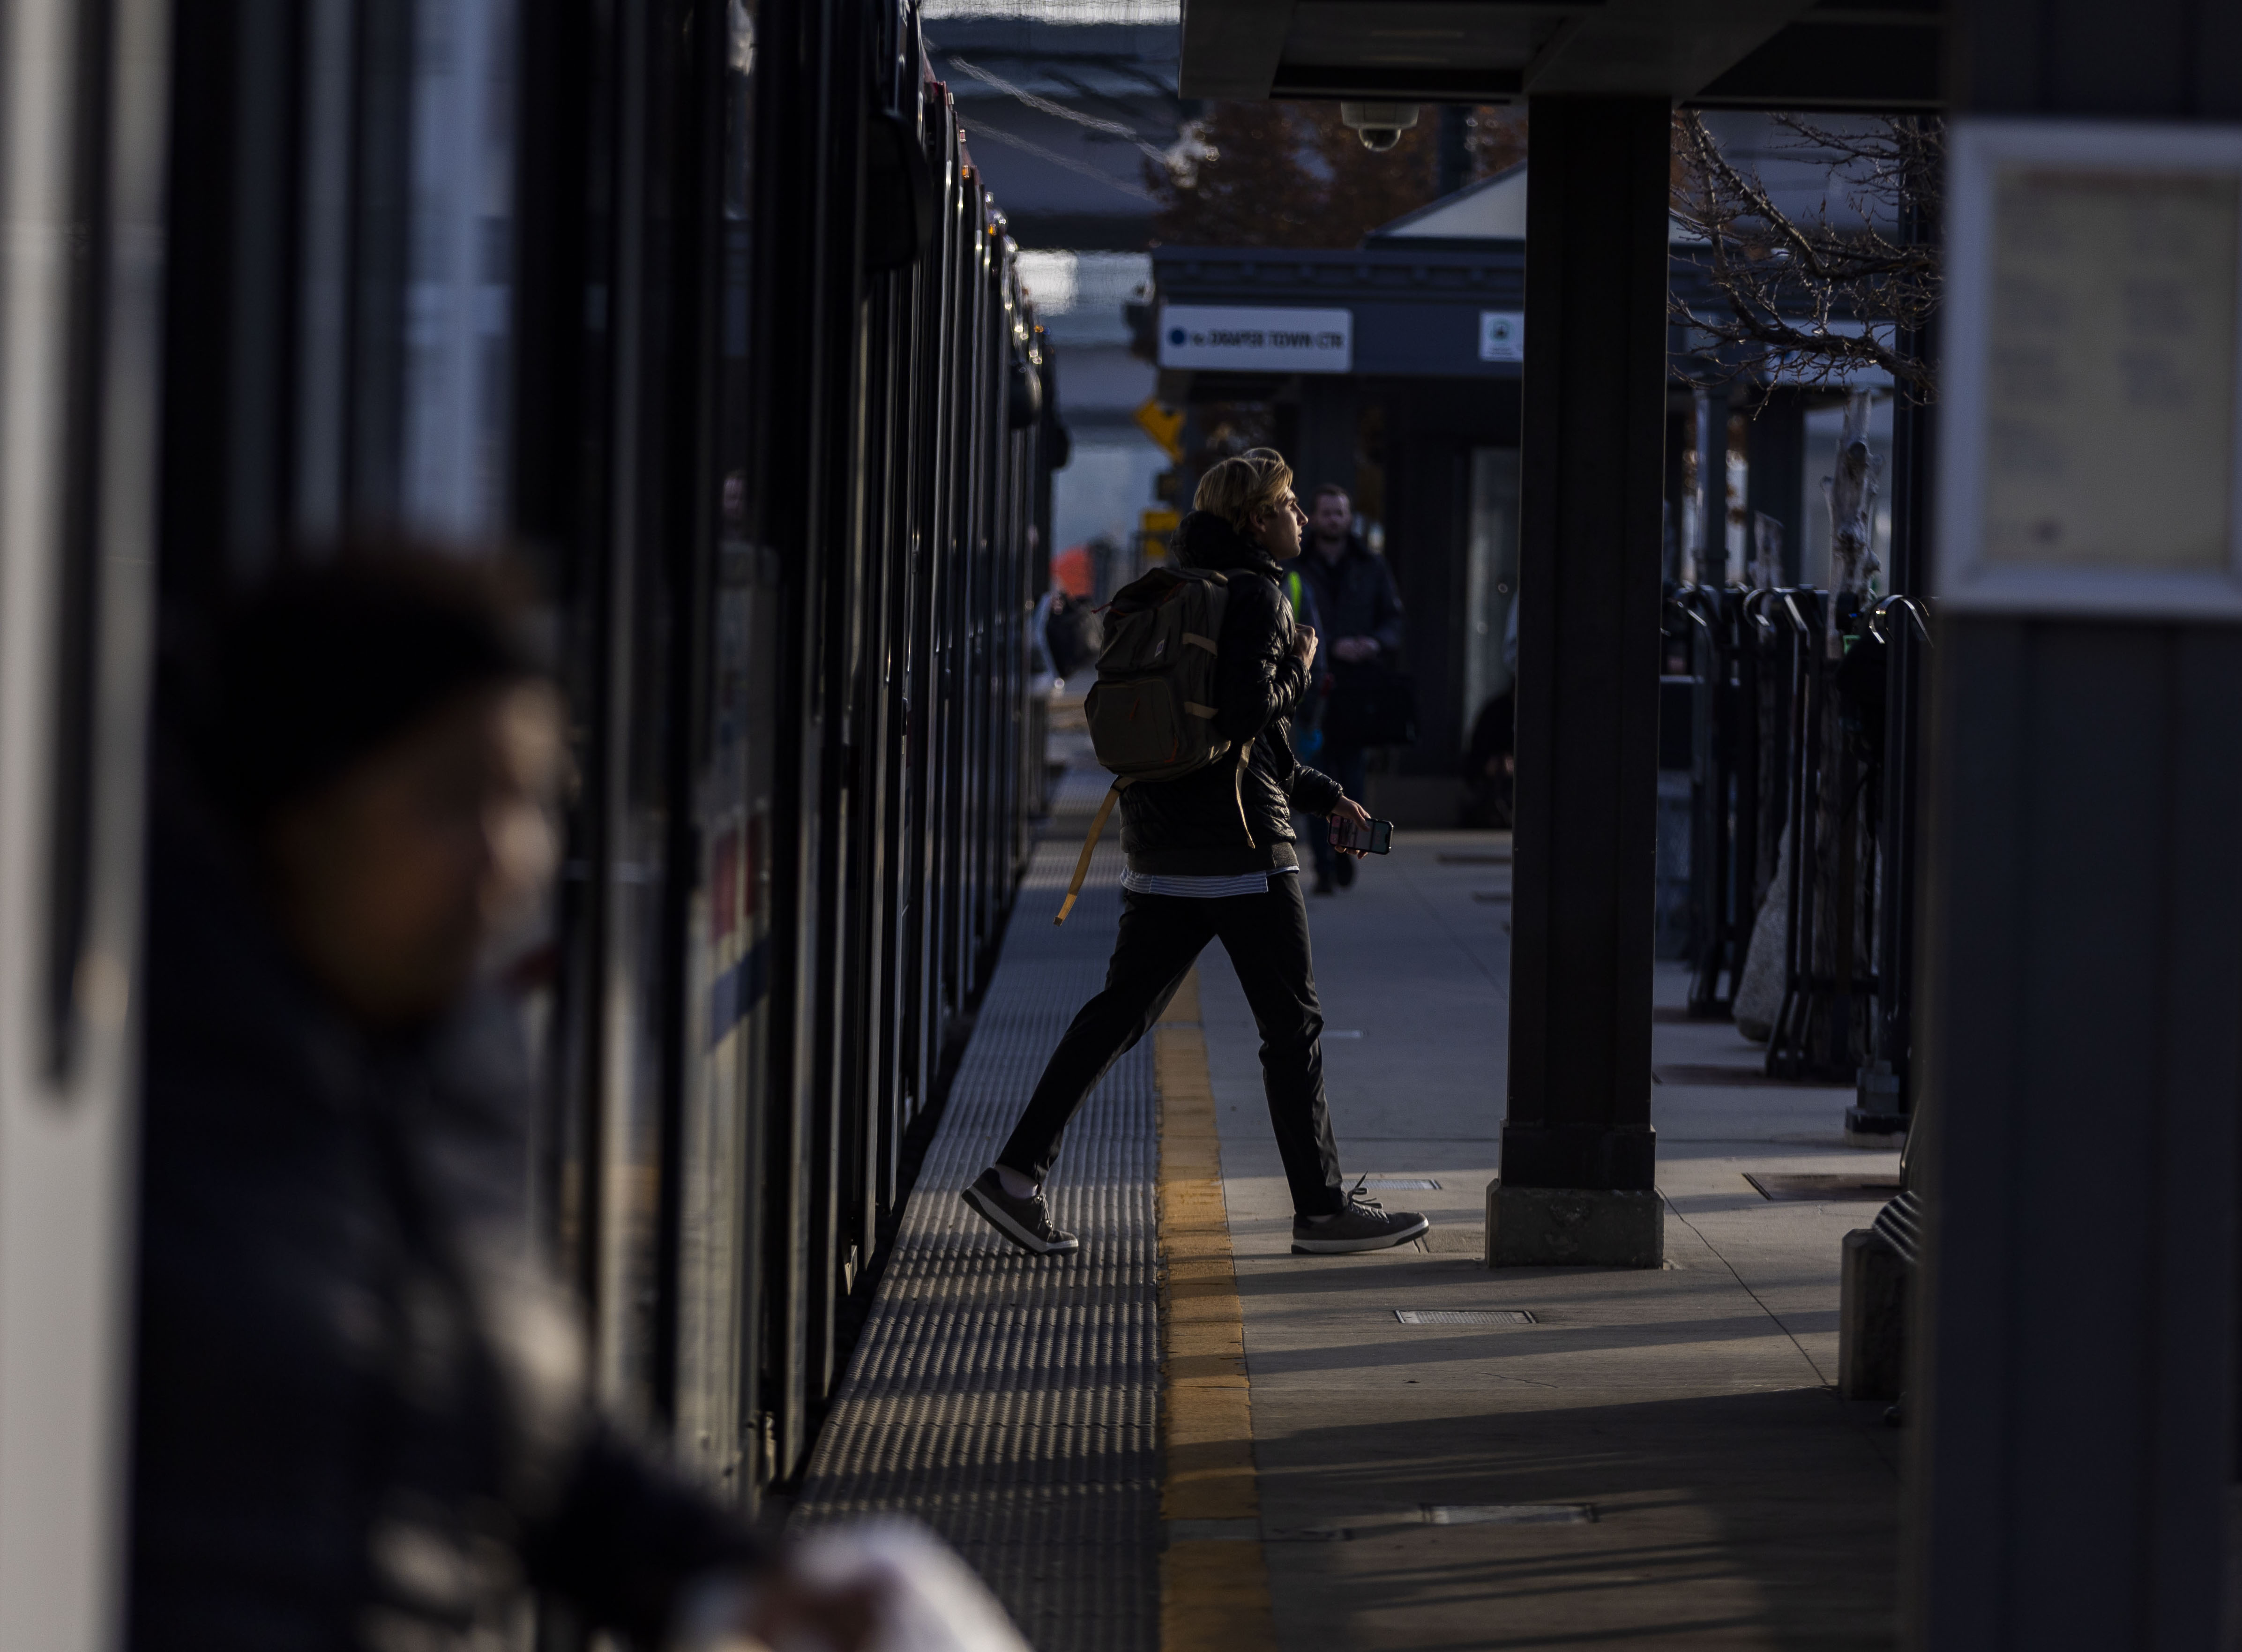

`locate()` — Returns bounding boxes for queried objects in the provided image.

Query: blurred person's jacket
[128,756,758,1651]
[1117,510,1342,875]
[1043,591,1103,682]
[1298,532,1411,749]
[1296,530,1405,667]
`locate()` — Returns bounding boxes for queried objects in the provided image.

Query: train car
[0,0,1054,1639]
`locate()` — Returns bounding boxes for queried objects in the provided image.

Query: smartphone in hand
[1330,815,1393,855]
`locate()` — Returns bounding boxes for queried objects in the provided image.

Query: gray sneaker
[1291,1189,1429,1254]
[962,1168,1080,1256]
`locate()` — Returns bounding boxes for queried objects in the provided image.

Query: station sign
[1158,305,1352,374]
[1938,119,2242,618]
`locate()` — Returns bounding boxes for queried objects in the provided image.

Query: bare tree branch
[1670,112,1942,400]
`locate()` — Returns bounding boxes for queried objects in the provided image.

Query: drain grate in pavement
[1425,1504,1593,1526]
[1745,1172,1901,1202]
[1360,1176,1439,1189]
[1438,851,1512,864]
[1416,1226,1485,1256]
[1394,1308,1535,1325]
[1653,1063,1850,1089]
[1470,889,1511,903]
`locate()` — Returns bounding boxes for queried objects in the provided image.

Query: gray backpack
[1057,566,1254,924]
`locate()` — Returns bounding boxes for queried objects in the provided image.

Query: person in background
[129,552,888,1652]
[1043,590,1104,683]
[1295,485,1405,894]
[1278,546,1326,756]
[961,450,1428,1263]
[1277,538,1330,843]
[1462,687,1517,829]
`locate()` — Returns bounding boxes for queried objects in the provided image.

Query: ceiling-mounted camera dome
[1339,101,1420,153]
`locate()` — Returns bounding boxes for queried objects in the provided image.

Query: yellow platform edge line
[1156,968,1278,1652]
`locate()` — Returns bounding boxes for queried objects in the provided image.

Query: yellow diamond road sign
[1133,398,1183,461]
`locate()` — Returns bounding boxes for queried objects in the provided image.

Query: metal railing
[1665,581,1931,1101]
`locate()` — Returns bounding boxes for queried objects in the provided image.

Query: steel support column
[1489,97,1669,1269]
[1908,2,2242,1643]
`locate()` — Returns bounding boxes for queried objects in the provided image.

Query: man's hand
[673,1566,884,1652]
[1332,636,1378,665]
[1329,795,1372,858]
[1292,624,1319,671]
[683,1522,1031,1652]
[749,1570,884,1652]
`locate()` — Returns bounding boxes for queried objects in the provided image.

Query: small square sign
[1479,311,1524,363]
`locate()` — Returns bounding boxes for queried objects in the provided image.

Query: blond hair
[1193,448,1294,538]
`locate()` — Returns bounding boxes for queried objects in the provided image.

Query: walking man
[1296,486,1405,894]
[963,451,1429,1259]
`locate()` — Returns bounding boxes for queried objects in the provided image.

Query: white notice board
[1939,119,2242,617]
[1157,305,1353,374]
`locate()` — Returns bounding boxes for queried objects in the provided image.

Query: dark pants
[999,877,1347,1217]
[1306,744,1371,882]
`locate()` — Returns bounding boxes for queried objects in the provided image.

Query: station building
[6,2,2241,1650]
[1149,153,1899,828]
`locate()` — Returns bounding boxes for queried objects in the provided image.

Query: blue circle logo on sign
[1167,327,1187,346]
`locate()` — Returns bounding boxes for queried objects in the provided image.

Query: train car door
[0,0,170,1637]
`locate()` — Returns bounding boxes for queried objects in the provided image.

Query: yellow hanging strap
[1055,777,1132,926]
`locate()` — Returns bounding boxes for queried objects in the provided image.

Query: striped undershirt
[1120,866,1300,899]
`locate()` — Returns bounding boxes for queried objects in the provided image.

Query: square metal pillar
[1293,377,1359,503]
[1907,3,2242,1643]
[1488,97,1670,1269]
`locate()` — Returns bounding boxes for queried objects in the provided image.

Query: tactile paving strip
[792,827,1156,1652]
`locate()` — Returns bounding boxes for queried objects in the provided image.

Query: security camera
[1339,101,1420,153]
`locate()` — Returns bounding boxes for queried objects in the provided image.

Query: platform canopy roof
[1364,163,1710,245]
[1178,0,1943,110]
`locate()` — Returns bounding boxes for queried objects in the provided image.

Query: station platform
[794,758,1903,1651]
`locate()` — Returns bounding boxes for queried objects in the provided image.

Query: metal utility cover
[1745,1172,1901,1203]
[1424,1504,1593,1526]
[1394,1308,1535,1325]
[1653,1063,1846,1089]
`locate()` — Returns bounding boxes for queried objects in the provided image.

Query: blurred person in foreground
[129,552,935,1652]
[1294,486,1404,895]
[960,451,1428,1261]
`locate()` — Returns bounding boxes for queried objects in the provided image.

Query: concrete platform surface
[1200,830,1901,1650]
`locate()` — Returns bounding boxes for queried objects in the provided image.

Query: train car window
[398,0,517,538]
[669,0,771,1495]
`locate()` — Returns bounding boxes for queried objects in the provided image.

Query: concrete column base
[1838,1227,1908,1400]
[1484,1180,1664,1269]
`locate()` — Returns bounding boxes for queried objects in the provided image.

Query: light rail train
[0,0,1054,1641]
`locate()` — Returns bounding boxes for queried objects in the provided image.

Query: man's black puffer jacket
[129,764,760,1651]
[1119,510,1345,875]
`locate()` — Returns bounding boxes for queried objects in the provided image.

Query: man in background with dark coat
[1296,485,1406,893]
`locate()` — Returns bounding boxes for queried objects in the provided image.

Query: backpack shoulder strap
[1054,777,1132,926]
